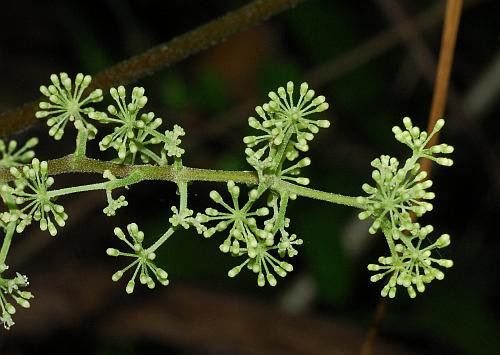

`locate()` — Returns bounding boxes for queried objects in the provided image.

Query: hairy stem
[272,192,289,235]
[47,170,145,198]
[0,222,16,266]
[380,220,397,256]
[271,128,294,173]
[0,154,364,209]
[422,0,463,174]
[74,128,88,157]
[147,227,176,253]
[274,179,362,208]
[174,160,189,213]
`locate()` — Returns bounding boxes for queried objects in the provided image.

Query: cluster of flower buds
[0,264,34,330]
[106,223,170,293]
[227,237,294,287]
[195,181,272,253]
[357,155,434,234]
[102,170,129,217]
[169,206,194,229]
[160,124,186,165]
[0,138,38,169]
[368,225,453,298]
[393,117,454,166]
[1,137,39,232]
[89,86,162,163]
[1,158,67,236]
[36,73,103,140]
[357,118,454,297]
[86,85,186,166]
[194,181,300,286]
[244,81,330,178]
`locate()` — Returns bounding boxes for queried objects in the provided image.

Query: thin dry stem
[422,0,463,174]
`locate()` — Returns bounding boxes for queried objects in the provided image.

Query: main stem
[0,154,364,209]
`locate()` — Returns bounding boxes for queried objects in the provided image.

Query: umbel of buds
[1,158,67,236]
[357,118,454,298]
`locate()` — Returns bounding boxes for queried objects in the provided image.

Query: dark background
[0,0,499,354]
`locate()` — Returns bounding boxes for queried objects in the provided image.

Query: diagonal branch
[424,0,463,171]
[0,0,306,138]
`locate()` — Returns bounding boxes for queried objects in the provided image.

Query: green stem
[0,155,365,209]
[173,159,188,212]
[147,227,175,253]
[273,179,363,208]
[0,222,16,266]
[272,191,289,235]
[47,171,145,198]
[74,128,88,158]
[381,220,397,256]
[271,128,294,173]
[242,180,271,213]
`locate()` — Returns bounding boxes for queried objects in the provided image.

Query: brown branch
[0,0,306,138]
[422,0,463,174]
[359,299,388,355]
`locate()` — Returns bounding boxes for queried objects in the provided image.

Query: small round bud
[106,248,120,257]
[112,271,124,282]
[228,265,242,278]
[256,207,269,216]
[296,177,310,185]
[436,234,451,248]
[6,303,16,315]
[267,274,277,286]
[209,190,222,203]
[257,273,265,287]
[434,119,445,132]
[126,280,135,294]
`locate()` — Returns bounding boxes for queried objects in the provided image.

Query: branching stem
[74,128,88,157]
[0,154,364,209]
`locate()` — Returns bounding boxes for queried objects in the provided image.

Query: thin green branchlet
[0,74,454,330]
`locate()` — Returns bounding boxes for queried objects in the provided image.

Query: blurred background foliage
[0,0,499,354]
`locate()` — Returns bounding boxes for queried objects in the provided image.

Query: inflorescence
[0,74,454,329]
[356,117,454,298]
[36,73,103,140]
